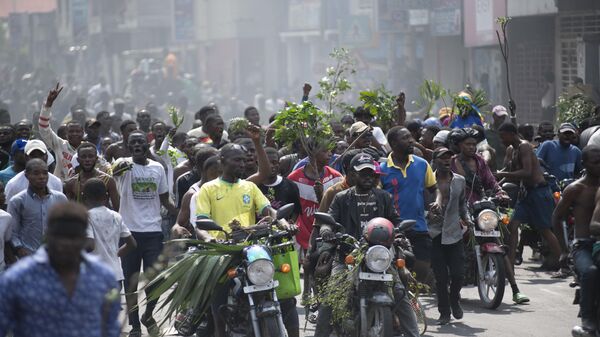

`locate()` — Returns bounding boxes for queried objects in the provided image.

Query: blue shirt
[0,166,16,186]
[0,248,120,337]
[380,154,437,232]
[8,188,68,252]
[536,140,582,181]
[450,113,483,129]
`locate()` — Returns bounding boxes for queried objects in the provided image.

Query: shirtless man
[496,122,562,270]
[556,145,600,336]
[64,142,120,210]
[104,119,137,162]
[564,145,600,336]
[173,137,200,183]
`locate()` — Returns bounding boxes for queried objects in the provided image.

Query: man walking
[8,159,67,258]
[380,126,438,282]
[113,130,177,337]
[0,202,121,337]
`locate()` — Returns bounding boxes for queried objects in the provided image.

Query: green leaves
[496,16,512,27]
[451,86,490,118]
[414,80,448,118]
[168,106,184,128]
[272,101,334,156]
[142,241,245,329]
[556,92,596,125]
[316,48,357,115]
[228,117,250,136]
[359,86,397,132]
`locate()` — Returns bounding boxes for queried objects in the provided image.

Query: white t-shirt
[188,182,202,225]
[0,210,12,270]
[114,158,168,232]
[87,206,131,280]
[372,126,387,146]
[5,171,63,203]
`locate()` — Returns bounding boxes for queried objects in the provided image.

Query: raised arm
[246,124,271,185]
[38,83,66,151]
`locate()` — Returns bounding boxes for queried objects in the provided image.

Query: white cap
[24,139,48,155]
[433,130,450,144]
[492,105,508,117]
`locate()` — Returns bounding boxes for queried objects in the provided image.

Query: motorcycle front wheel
[408,292,428,336]
[477,253,506,309]
[259,316,281,337]
[364,306,393,337]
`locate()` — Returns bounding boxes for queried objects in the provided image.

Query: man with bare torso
[496,122,562,270]
[104,120,137,162]
[555,145,600,336]
[64,142,120,210]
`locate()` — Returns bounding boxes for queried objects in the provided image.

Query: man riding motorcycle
[194,143,296,337]
[314,153,420,337]
[450,127,529,304]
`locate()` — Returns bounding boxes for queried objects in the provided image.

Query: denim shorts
[512,185,554,230]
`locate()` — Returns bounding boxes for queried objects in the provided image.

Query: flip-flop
[513,292,530,304]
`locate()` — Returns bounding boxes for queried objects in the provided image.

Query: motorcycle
[314,212,416,337]
[464,196,510,309]
[195,203,300,337]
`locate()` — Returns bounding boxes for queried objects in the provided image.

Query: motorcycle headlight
[365,245,393,273]
[247,259,275,286]
[477,210,499,231]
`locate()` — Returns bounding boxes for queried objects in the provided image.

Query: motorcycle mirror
[397,220,416,232]
[196,219,224,232]
[314,212,337,227]
[276,203,295,220]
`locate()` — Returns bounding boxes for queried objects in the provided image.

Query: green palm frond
[141,240,246,329]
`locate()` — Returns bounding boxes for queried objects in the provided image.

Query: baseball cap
[433,130,450,144]
[350,153,377,172]
[558,123,577,134]
[438,107,453,119]
[10,138,27,156]
[24,139,48,155]
[492,105,509,117]
[432,147,454,160]
[349,121,370,136]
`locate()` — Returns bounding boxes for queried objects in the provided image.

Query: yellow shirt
[196,178,271,235]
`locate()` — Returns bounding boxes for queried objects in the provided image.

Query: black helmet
[448,128,467,146]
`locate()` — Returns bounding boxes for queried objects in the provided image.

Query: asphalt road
[125,247,580,337]
[298,248,579,337]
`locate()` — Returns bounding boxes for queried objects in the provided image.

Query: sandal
[512,292,530,304]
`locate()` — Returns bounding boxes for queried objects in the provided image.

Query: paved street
[128,247,579,337]
[296,249,578,337]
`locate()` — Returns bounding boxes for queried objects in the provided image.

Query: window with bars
[559,12,600,90]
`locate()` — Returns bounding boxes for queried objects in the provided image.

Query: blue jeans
[122,231,164,329]
[573,240,599,320]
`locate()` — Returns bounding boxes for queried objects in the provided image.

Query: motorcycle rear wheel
[364,306,393,337]
[259,316,281,337]
[477,253,506,309]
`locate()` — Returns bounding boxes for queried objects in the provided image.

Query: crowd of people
[0,77,597,337]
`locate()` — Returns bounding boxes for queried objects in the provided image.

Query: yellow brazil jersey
[195,178,271,237]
